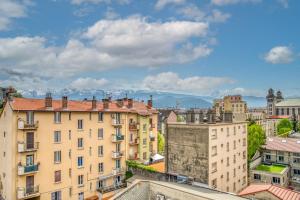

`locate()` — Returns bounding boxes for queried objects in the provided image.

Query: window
[3,131,6,138]
[54,131,61,143]
[212,146,217,156]
[266,154,271,160]
[226,142,229,152]
[69,112,72,120]
[294,169,300,175]
[227,127,230,137]
[89,147,92,156]
[98,162,104,173]
[89,112,92,120]
[243,176,246,185]
[77,156,83,167]
[51,191,61,200]
[78,192,84,200]
[69,150,71,159]
[143,138,147,145]
[116,159,121,169]
[243,138,246,146]
[212,179,217,188]
[234,140,236,149]
[212,162,217,173]
[54,112,61,123]
[294,158,300,163]
[78,138,83,149]
[243,151,246,159]
[278,155,284,162]
[233,168,236,177]
[54,170,61,183]
[143,152,147,160]
[233,155,236,163]
[98,112,103,122]
[243,164,246,172]
[98,146,103,157]
[68,130,71,140]
[226,172,229,181]
[78,175,84,186]
[227,157,230,166]
[233,126,236,135]
[211,129,217,139]
[26,111,34,124]
[233,182,236,192]
[254,174,261,180]
[143,124,147,132]
[287,108,290,115]
[98,128,103,139]
[78,119,83,129]
[97,180,104,189]
[54,151,61,163]
[272,177,280,184]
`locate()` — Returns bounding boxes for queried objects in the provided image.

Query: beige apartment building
[166,115,248,194]
[0,95,158,200]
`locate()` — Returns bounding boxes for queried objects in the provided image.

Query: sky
[0,0,299,97]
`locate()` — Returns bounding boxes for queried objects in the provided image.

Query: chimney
[102,98,109,109]
[207,109,216,123]
[128,98,133,108]
[147,95,153,108]
[45,92,52,109]
[187,109,195,123]
[92,96,97,110]
[62,96,68,109]
[116,99,123,107]
[199,110,204,123]
[223,111,233,123]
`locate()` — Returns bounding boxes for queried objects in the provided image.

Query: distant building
[112,180,247,200]
[239,184,300,200]
[249,137,300,190]
[266,88,300,119]
[165,112,248,194]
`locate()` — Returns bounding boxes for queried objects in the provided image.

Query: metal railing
[18,142,39,152]
[18,164,39,175]
[112,134,124,142]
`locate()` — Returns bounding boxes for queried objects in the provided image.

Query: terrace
[255,164,287,174]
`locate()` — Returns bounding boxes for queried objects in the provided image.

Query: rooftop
[255,164,287,174]
[7,97,157,115]
[112,180,246,200]
[276,98,300,107]
[239,184,300,200]
[262,137,300,153]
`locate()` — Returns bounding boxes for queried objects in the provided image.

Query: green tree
[276,119,293,137]
[157,131,165,154]
[248,124,266,160]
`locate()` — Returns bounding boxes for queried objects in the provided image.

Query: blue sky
[0,0,299,97]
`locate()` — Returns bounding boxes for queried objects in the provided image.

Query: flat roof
[276,98,300,107]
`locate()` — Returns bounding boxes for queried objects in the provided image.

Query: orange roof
[9,98,158,115]
[239,184,300,200]
[268,115,290,119]
[149,161,165,173]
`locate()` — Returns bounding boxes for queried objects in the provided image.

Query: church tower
[266,88,276,116]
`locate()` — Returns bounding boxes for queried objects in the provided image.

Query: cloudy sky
[0,0,299,97]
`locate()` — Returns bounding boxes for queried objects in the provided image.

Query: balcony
[97,182,126,194]
[129,122,139,131]
[149,123,155,130]
[17,185,40,199]
[18,142,39,153]
[129,138,139,145]
[112,134,124,142]
[18,164,39,176]
[112,119,124,126]
[129,153,139,160]
[112,167,125,176]
[149,134,155,142]
[17,120,39,130]
[112,151,124,159]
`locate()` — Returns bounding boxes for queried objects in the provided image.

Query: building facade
[0,96,158,200]
[165,119,248,194]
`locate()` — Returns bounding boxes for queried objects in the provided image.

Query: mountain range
[19,89,267,109]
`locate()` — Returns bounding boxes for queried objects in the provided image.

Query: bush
[126,160,157,173]
[125,171,133,180]
[276,119,292,137]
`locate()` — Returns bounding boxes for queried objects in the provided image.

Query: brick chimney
[102,98,109,109]
[147,95,153,108]
[128,98,133,108]
[116,99,123,107]
[92,96,97,110]
[45,92,52,109]
[62,96,68,109]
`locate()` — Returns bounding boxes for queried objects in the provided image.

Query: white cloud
[277,0,288,8]
[155,0,185,10]
[211,0,261,6]
[142,72,234,95]
[0,0,31,30]
[0,17,212,78]
[207,9,231,23]
[264,46,294,64]
[69,77,109,89]
[104,7,119,19]
[71,0,130,5]
[219,87,265,97]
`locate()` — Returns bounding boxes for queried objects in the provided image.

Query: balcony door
[26,176,34,193]
[26,132,34,149]
[26,111,34,125]
[116,143,121,152]
[26,155,34,166]
[115,113,121,124]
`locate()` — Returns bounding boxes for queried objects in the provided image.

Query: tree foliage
[276,119,293,137]
[157,131,165,154]
[248,124,266,160]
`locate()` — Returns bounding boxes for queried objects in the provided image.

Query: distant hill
[20,89,266,109]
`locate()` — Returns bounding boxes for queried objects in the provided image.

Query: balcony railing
[17,120,39,130]
[112,167,125,176]
[18,142,39,153]
[149,134,155,142]
[112,134,124,142]
[97,182,126,194]
[17,185,40,199]
[18,164,39,175]
[112,151,124,159]
[111,119,124,126]
[129,138,139,145]
[129,122,139,131]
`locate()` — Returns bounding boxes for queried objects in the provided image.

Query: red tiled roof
[239,184,300,200]
[9,98,158,115]
[268,115,290,119]
[262,137,300,153]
